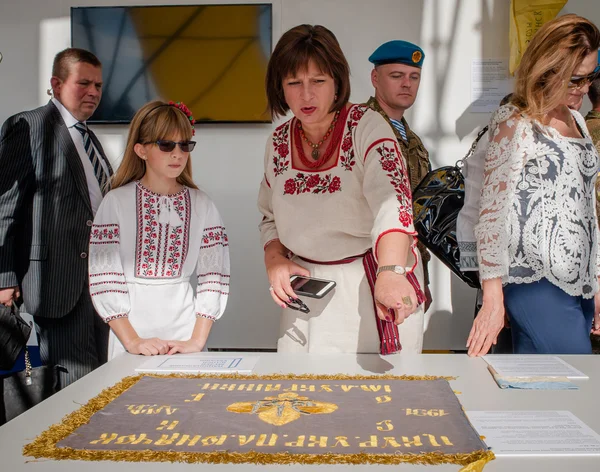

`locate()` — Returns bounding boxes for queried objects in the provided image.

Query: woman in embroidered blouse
[89,101,230,359]
[468,15,600,356]
[258,25,425,354]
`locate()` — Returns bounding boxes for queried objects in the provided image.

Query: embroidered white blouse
[474,104,600,298]
[89,181,230,333]
[258,105,418,266]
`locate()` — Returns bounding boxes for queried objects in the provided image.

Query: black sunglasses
[146,140,197,152]
[568,69,600,89]
[285,298,310,314]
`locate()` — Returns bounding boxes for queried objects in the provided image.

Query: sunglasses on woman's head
[146,140,197,152]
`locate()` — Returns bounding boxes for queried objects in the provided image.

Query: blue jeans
[503,278,594,354]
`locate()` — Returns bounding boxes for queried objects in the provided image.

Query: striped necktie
[389,118,408,141]
[74,122,110,195]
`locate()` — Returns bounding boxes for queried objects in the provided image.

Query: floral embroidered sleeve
[355,109,417,267]
[474,109,529,281]
[258,136,281,248]
[88,192,130,323]
[195,199,230,320]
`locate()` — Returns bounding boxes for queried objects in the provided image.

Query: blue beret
[369,40,425,68]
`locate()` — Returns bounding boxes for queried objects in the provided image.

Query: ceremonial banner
[509,0,568,74]
[24,374,493,470]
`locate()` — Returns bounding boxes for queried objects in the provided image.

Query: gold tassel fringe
[24,373,494,470]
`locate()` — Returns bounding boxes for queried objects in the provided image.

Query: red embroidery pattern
[90,224,120,244]
[201,226,228,248]
[89,272,124,278]
[340,105,368,171]
[283,173,342,195]
[91,289,129,296]
[199,280,230,287]
[375,140,413,227]
[135,184,191,278]
[340,135,356,171]
[104,313,128,322]
[196,312,217,320]
[272,122,291,176]
[349,104,368,123]
[197,273,229,309]
[198,272,231,278]
[90,281,127,287]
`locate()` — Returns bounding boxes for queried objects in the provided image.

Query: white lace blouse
[474,104,600,298]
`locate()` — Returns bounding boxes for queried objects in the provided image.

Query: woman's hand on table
[467,279,505,357]
[167,338,205,355]
[125,337,170,356]
[374,271,418,325]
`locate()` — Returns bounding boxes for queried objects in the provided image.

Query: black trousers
[34,289,109,389]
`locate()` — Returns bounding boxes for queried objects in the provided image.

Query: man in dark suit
[0,48,112,387]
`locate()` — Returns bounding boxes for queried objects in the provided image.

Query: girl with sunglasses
[88,100,230,359]
[468,15,600,356]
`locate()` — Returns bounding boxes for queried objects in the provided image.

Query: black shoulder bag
[411,127,489,290]
[0,302,67,424]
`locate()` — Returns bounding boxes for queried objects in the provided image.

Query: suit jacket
[0,101,112,318]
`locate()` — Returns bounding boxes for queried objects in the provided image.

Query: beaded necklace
[293,106,349,169]
[298,110,340,160]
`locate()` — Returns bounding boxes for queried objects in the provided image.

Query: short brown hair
[52,48,101,80]
[512,14,600,119]
[265,25,350,118]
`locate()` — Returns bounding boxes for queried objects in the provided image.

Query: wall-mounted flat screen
[71,4,272,123]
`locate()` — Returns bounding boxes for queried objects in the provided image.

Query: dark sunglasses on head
[568,68,600,89]
[146,140,196,152]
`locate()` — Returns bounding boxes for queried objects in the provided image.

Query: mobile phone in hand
[289,275,336,299]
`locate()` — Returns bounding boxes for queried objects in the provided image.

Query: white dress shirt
[52,98,109,215]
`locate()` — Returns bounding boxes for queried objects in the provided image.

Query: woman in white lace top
[468,14,600,356]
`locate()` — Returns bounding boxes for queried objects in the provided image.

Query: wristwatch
[376,265,408,277]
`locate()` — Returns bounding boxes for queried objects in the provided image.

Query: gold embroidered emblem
[412,51,422,63]
[227,392,338,426]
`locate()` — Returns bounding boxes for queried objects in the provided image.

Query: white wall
[1,0,599,350]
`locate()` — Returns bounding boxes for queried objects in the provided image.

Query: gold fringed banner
[24,374,494,470]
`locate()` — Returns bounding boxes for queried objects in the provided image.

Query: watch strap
[376,265,408,277]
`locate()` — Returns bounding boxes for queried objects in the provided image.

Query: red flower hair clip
[169,101,196,136]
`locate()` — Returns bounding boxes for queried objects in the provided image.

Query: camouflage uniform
[366,96,432,287]
[585,110,600,149]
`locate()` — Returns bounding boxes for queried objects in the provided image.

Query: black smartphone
[290,275,336,299]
